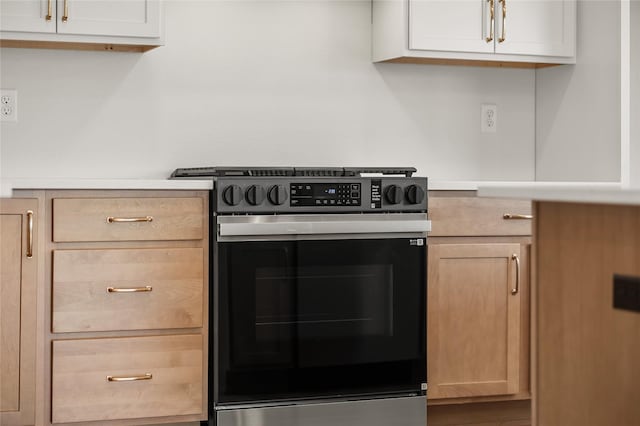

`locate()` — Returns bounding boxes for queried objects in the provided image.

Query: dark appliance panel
[217,238,426,404]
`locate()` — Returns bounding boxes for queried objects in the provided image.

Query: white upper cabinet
[57,0,160,38]
[0,0,56,33]
[493,0,575,57]
[0,0,163,51]
[409,0,494,53]
[374,0,576,67]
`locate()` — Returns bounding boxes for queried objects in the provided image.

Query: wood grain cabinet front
[428,243,522,399]
[51,335,203,424]
[426,192,532,418]
[52,247,204,332]
[39,189,210,426]
[52,197,204,242]
[0,200,38,426]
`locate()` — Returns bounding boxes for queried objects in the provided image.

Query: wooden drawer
[52,197,204,242]
[51,335,203,423]
[52,248,204,333]
[428,196,532,237]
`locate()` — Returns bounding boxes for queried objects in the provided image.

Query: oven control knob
[268,184,288,205]
[384,185,403,204]
[405,184,425,204]
[222,185,243,206]
[246,185,266,206]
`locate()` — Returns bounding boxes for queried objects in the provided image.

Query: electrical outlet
[481,103,496,133]
[0,89,18,122]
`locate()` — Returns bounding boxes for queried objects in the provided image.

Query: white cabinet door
[409,0,494,54]
[0,0,56,33]
[56,0,160,38]
[494,0,576,57]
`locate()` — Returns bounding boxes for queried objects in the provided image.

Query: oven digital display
[290,183,361,206]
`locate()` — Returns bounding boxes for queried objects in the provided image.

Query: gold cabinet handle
[107,373,152,382]
[26,210,34,258]
[106,216,153,223]
[511,253,520,295]
[503,213,533,220]
[498,0,506,42]
[107,286,153,293]
[62,0,69,22]
[486,0,495,42]
[46,0,52,21]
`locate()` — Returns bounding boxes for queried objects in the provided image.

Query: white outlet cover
[0,89,18,122]
[481,103,496,133]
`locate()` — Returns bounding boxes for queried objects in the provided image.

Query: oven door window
[218,238,426,404]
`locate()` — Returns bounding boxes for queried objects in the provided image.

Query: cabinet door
[427,243,521,399]
[494,0,576,57]
[0,200,38,426]
[0,0,56,33]
[409,0,494,53]
[56,0,160,38]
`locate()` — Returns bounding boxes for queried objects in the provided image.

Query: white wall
[535,0,621,182]
[0,1,535,181]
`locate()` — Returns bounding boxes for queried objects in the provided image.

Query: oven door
[215,214,429,405]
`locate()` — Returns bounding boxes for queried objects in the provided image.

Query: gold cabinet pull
[511,253,520,295]
[46,0,52,21]
[498,0,506,42]
[26,210,34,258]
[503,213,533,220]
[107,286,153,293]
[62,0,69,22]
[107,373,152,382]
[486,0,495,42]
[106,216,153,223]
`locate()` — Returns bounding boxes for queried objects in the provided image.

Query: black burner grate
[170,166,416,178]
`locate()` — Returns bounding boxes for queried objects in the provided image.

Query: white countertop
[428,180,492,191]
[476,182,640,206]
[1,178,213,197]
[1,177,482,195]
[428,180,622,192]
[4,178,635,205]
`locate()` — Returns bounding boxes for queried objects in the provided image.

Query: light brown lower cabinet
[0,199,38,426]
[426,192,532,425]
[428,243,523,399]
[52,335,203,424]
[535,202,640,426]
[11,189,209,426]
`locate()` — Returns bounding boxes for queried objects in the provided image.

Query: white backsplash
[0,1,535,182]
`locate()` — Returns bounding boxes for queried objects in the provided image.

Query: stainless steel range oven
[172,167,430,426]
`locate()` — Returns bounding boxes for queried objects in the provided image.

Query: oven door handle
[218,213,431,239]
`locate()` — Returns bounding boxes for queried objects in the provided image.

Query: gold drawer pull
[503,213,533,220]
[498,0,506,42]
[46,0,52,21]
[106,216,153,223]
[107,286,153,293]
[62,0,69,22]
[486,0,494,42]
[107,373,152,382]
[26,210,34,258]
[511,253,520,295]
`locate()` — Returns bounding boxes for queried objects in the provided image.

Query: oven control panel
[290,183,361,207]
[215,177,427,214]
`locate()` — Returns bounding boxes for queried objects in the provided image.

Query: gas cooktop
[170,166,417,178]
